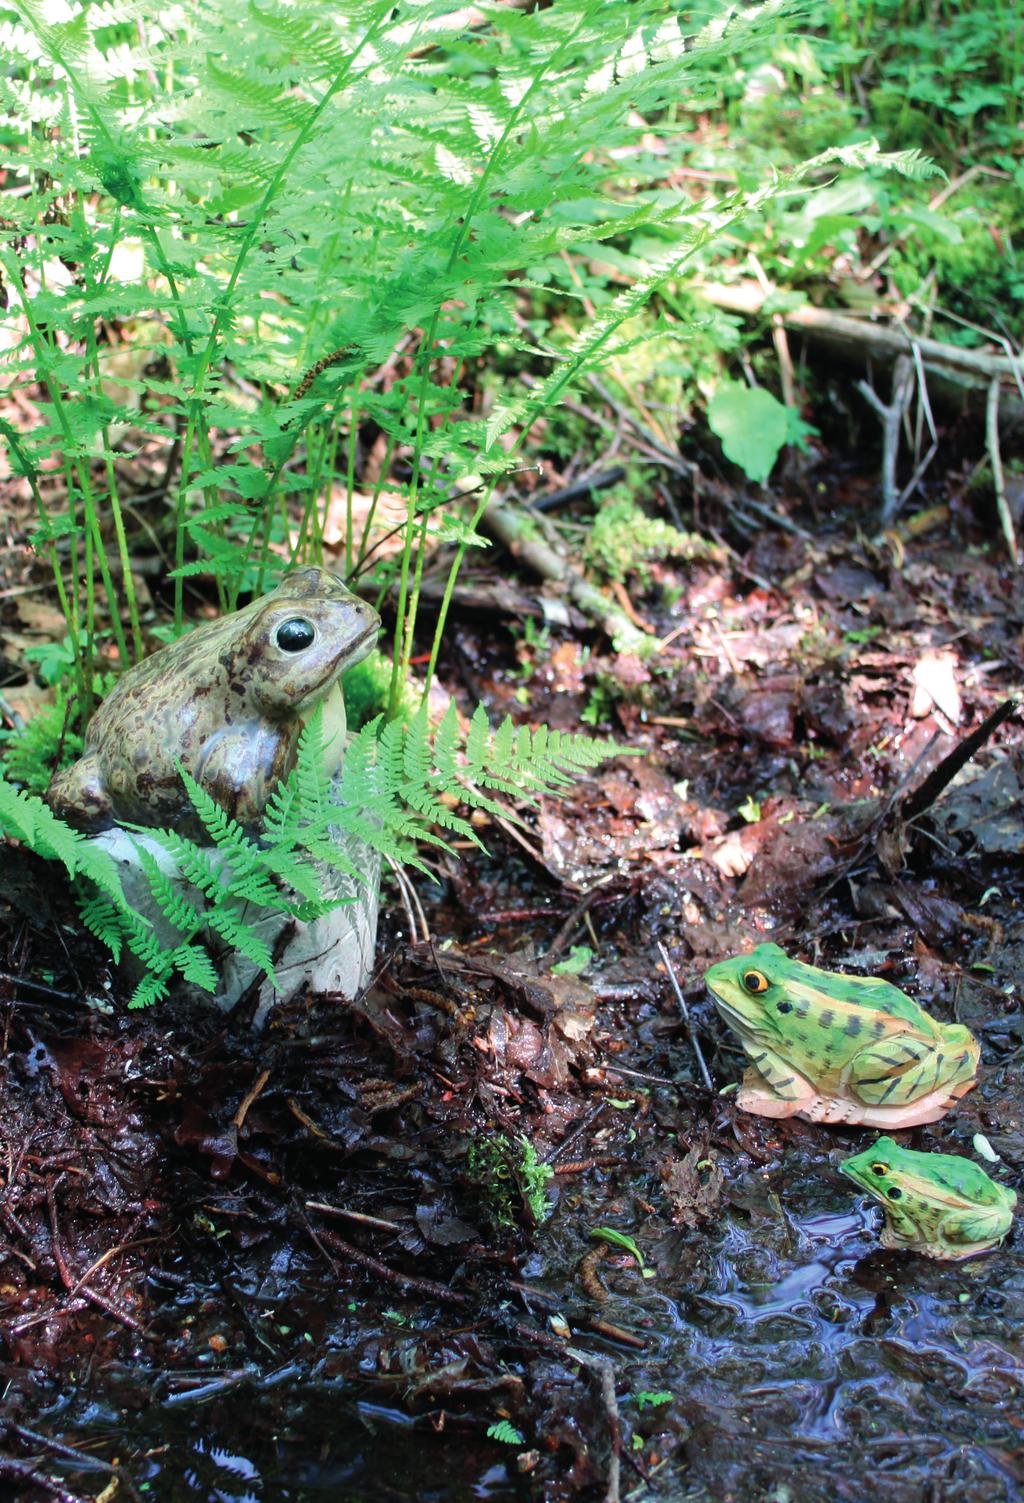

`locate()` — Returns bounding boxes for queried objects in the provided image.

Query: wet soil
[2,486,1024,1503]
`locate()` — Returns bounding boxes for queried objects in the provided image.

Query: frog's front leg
[192,722,289,830]
[875,1200,926,1253]
[737,1045,817,1118]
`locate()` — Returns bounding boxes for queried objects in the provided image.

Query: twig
[508,1282,647,1349]
[233,1068,270,1130]
[738,495,813,540]
[656,943,713,1091]
[901,698,1019,822]
[544,1101,609,1164]
[986,377,1019,564]
[45,1176,144,1331]
[69,1238,157,1299]
[315,1226,473,1306]
[542,877,619,966]
[570,1350,622,1503]
[0,971,79,1003]
[304,1200,403,1232]
[0,1422,144,1503]
[0,1457,91,1503]
[529,467,626,511]
[858,354,915,523]
[482,494,648,648]
[891,342,939,515]
[750,253,796,410]
[598,1063,677,1087]
[700,280,1024,386]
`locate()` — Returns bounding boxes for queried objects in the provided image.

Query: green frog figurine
[704,943,980,1129]
[47,567,379,841]
[841,1137,1016,1260]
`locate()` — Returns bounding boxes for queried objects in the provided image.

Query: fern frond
[129,969,172,1010]
[76,891,126,963]
[204,905,278,983]
[171,943,219,992]
[133,842,203,935]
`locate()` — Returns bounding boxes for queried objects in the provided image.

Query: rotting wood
[482,494,649,649]
[697,280,1024,435]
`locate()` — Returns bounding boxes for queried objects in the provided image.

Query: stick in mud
[657,942,714,1092]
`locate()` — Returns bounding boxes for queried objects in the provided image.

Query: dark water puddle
[14,1165,1020,1503]
[48,1392,523,1502]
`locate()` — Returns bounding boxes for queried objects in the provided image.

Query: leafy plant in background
[486,1420,525,1447]
[468,1133,554,1227]
[0,0,935,714]
[707,382,816,484]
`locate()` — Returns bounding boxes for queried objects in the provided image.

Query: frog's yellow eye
[276,618,316,652]
[870,1163,889,1176]
[742,970,770,995]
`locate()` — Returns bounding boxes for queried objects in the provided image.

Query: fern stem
[0,419,86,709]
[0,248,130,670]
[173,406,199,632]
[344,390,359,577]
[322,417,342,569]
[352,433,397,578]
[81,296,144,662]
[186,7,392,457]
[390,9,588,716]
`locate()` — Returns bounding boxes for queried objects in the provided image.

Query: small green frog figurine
[841,1137,1016,1260]
[704,943,980,1129]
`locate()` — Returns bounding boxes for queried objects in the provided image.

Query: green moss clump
[585,494,714,586]
[342,649,403,729]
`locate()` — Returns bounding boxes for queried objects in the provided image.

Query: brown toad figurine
[47,568,380,839]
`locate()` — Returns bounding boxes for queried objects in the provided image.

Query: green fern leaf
[171,943,219,992]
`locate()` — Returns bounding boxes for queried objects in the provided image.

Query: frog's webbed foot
[737,1050,817,1119]
[46,754,114,832]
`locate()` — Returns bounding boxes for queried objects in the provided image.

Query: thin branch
[657,943,713,1092]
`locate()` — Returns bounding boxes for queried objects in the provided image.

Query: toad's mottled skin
[47,568,379,839]
[841,1137,1016,1260]
[704,943,980,1129]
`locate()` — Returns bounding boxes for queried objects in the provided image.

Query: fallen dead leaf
[701,824,766,878]
[318,486,450,565]
[660,1145,724,1226]
[910,648,961,726]
[13,597,69,638]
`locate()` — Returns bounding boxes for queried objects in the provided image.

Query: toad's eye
[871,1163,889,1176]
[276,618,316,652]
[742,970,770,994]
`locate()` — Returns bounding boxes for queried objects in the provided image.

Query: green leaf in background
[634,1390,673,1410]
[550,944,594,976]
[487,1420,524,1446]
[707,383,813,484]
[589,1226,654,1275]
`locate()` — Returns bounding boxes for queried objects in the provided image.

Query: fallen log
[696,280,1024,438]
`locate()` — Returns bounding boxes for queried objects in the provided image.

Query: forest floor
[1,455,1023,1503]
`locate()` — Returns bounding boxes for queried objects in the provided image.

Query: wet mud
[2,493,1023,1502]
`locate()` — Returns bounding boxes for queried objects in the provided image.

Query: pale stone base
[92,825,380,1025]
